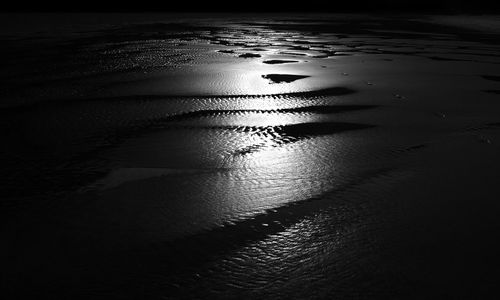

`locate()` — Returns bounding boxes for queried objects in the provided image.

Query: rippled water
[2,13,500,299]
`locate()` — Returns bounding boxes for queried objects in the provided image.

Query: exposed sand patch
[262,74,310,83]
[262,59,299,64]
[238,53,261,58]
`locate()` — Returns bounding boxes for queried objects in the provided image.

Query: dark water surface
[2,13,500,299]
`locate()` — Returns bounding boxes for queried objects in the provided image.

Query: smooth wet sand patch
[289,45,309,51]
[262,59,299,64]
[262,74,310,84]
[426,56,470,62]
[278,51,308,56]
[231,122,375,155]
[239,53,261,58]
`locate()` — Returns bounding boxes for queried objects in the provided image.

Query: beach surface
[2,13,500,298]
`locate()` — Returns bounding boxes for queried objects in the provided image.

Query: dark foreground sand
[1,13,500,299]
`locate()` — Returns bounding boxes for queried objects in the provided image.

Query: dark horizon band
[1,1,500,13]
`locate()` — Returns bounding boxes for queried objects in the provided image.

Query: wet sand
[2,13,500,299]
